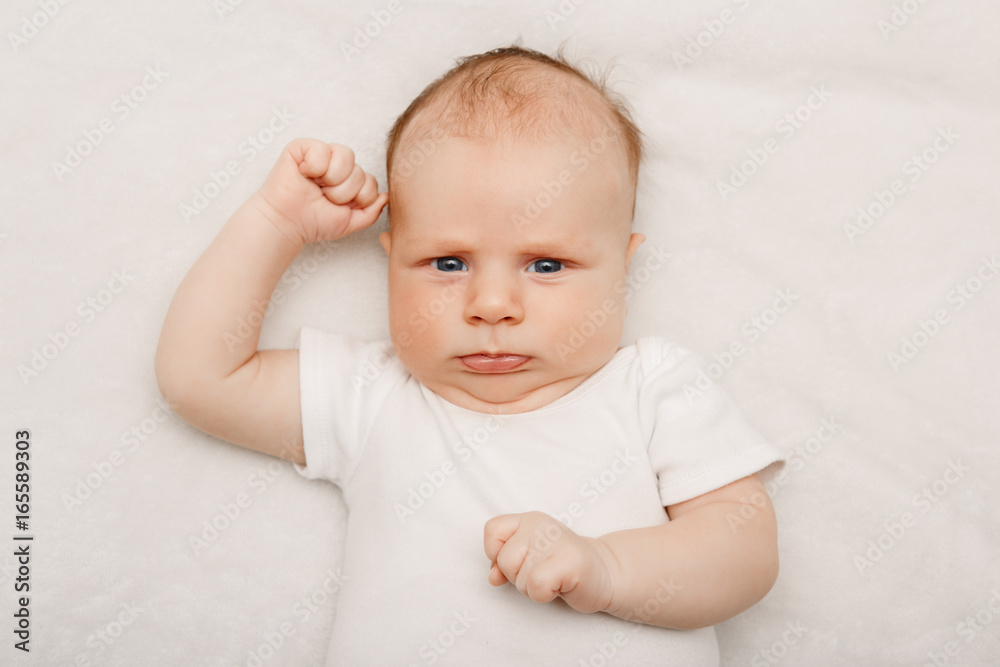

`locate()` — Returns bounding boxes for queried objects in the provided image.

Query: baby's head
[379,46,646,414]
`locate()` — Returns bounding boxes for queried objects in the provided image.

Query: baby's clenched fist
[254,138,388,246]
[484,511,621,615]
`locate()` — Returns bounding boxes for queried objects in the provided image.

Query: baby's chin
[422,371,539,411]
[419,365,600,415]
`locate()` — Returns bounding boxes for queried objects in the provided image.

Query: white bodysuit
[293,328,783,666]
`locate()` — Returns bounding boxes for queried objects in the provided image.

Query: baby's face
[380,135,644,414]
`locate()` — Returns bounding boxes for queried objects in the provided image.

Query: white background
[1,0,998,664]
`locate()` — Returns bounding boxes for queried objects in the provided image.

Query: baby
[156,46,783,666]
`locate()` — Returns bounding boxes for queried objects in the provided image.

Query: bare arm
[154,139,388,465]
[154,194,307,462]
[484,473,778,630]
[598,473,779,629]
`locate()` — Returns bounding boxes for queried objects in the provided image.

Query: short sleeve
[636,337,784,507]
[293,328,406,487]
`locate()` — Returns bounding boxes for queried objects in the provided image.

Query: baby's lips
[460,354,530,373]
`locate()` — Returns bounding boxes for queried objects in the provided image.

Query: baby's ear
[379,231,392,256]
[624,233,645,270]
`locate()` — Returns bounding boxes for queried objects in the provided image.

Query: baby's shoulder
[631,335,698,378]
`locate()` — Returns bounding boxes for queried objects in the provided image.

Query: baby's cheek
[547,289,623,358]
[592,286,630,347]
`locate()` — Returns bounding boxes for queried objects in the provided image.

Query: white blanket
[2,0,998,664]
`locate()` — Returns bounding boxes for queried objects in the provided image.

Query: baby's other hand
[483,511,619,615]
[254,138,389,246]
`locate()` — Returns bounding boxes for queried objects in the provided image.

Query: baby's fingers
[341,192,388,235]
[484,514,522,563]
[518,557,564,604]
[488,562,508,587]
[322,164,367,205]
[292,140,355,187]
[352,170,381,209]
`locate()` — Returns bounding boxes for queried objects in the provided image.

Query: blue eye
[527,259,563,274]
[431,257,467,272]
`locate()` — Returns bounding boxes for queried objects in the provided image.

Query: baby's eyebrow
[518,240,594,256]
[415,236,594,256]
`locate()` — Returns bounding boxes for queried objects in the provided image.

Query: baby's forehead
[391,118,632,208]
[389,136,632,244]
[393,131,629,202]
[391,214,611,251]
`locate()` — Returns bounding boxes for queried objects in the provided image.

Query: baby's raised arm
[155,140,388,464]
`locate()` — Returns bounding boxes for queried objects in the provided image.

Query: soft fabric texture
[294,329,782,665]
[2,1,997,665]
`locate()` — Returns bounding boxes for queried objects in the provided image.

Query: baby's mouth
[458,353,531,373]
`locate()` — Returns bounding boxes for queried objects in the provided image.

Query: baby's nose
[462,271,524,325]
